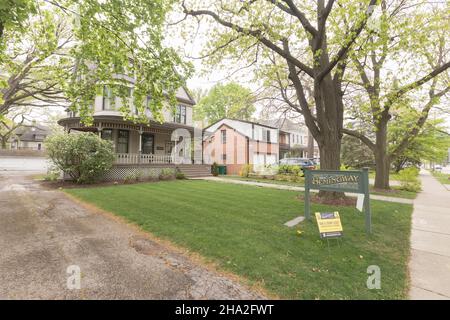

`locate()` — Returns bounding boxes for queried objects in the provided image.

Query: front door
[142,133,154,154]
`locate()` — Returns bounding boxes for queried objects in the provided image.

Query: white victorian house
[58,86,211,180]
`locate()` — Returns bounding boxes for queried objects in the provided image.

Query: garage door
[253,153,277,165]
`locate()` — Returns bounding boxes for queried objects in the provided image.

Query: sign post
[304,167,371,234]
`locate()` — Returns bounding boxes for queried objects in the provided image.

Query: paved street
[409,170,450,299]
[0,171,263,299]
[0,156,49,172]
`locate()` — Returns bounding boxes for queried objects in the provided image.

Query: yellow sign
[315,212,343,238]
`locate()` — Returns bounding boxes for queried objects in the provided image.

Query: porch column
[138,126,143,165]
[98,122,102,137]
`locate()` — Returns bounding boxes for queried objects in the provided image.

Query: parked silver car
[279,158,316,170]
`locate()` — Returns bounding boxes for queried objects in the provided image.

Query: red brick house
[203,119,279,175]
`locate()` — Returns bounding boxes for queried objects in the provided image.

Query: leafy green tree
[390,119,450,172]
[0,8,71,118]
[2,1,193,125]
[343,1,449,189]
[180,0,379,199]
[194,82,255,125]
[56,0,193,125]
[45,132,115,183]
[0,0,35,39]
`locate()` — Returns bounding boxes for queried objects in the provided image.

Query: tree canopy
[194,82,255,125]
[343,1,449,188]
[1,0,193,125]
[0,8,71,118]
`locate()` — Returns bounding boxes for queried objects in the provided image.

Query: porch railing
[115,153,174,164]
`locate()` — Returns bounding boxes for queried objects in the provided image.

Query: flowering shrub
[45,133,115,183]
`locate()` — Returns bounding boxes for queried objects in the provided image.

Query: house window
[262,129,271,143]
[222,154,227,162]
[117,130,129,153]
[101,129,113,141]
[102,86,115,110]
[173,105,186,124]
[221,130,226,144]
[141,133,154,154]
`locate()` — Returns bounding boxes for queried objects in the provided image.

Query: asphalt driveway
[0,171,263,299]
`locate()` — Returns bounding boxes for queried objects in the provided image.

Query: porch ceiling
[58,115,194,134]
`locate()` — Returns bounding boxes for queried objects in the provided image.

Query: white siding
[206,119,279,143]
[91,94,193,126]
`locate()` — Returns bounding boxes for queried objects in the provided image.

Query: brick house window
[221,130,226,144]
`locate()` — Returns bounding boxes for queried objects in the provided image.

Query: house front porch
[57,115,210,179]
[58,115,197,164]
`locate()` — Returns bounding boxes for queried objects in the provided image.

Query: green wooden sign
[304,168,371,234]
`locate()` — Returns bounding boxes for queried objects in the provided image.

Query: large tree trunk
[314,75,345,199]
[374,118,390,189]
[317,138,344,199]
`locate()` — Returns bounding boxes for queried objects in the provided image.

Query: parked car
[309,158,320,166]
[279,158,316,171]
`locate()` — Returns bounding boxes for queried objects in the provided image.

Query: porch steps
[176,164,212,178]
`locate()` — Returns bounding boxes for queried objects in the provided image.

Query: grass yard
[66,180,412,299]
[368,171,402,181]
[221,175,417,199]
[431,171,450,185]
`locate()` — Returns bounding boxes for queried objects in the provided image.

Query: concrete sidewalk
[197,177,413,204]
[409,170,450,299]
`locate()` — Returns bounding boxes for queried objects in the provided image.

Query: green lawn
[368,171,402,181]
[66,180,412,299]
[221,175,417,199]
[431,171,450,185]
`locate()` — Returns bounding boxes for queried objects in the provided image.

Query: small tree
[194,82,256,125]
[45,132,115,183]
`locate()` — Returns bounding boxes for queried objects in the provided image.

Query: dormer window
[173,105,186,124]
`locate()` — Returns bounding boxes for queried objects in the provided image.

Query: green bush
[176,168,186,180]
[159,168,175,180]
[45,133,115,184]
[278,164,301,175]
[147,168,160,180]
[44,165,61,181]
[211,162,219,176]
[124,170,141,183]
[239,164,252,177]
[397,167,421,192]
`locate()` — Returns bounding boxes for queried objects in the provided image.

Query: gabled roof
[176,86,196,105]
[260,118,303,131]
[13,125,51,142]
[203,122,252,141]
[203,117,278,132]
